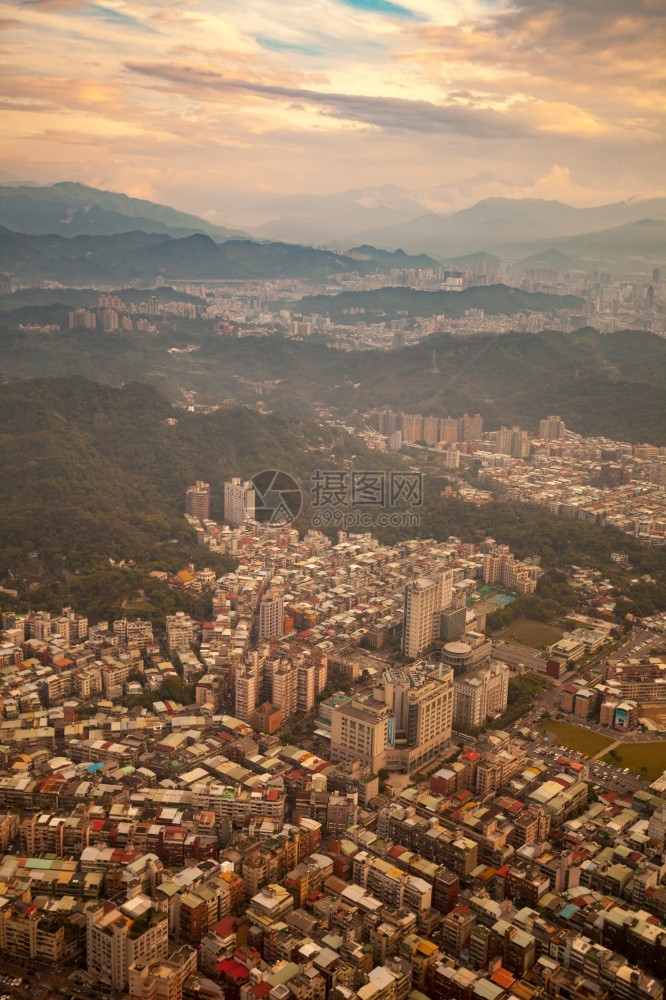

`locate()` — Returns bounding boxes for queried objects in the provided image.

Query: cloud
[407,0,666,117]
[1,0,663,214]
[125,60,536,139]
[336,0,425,20]
[13,0,96,9]
[255,35,322,58]
[84,4,156,31]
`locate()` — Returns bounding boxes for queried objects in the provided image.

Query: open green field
[601,741,666,780]
[499,618,564,649]
[539,719,614,756]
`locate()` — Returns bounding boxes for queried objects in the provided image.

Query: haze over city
[1,5,666,1000]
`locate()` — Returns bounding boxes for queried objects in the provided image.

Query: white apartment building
[453,660,510,731]
[331,662,454,773]
[165,612,197,653]
[271,660,299,723]
[86,905,168,992]
[113,618,154,647]
[234,664,258,722]
[259,591,284,639]
[330,699,392,773]
[224,478,256,528]
[482,545,539,596]
[402,570,453,658]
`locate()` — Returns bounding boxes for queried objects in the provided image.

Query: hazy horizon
[1,0,664,227]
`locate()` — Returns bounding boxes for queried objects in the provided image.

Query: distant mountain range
[240,189,666,270]
[499,219,666,270]
[2,182,664,273]
[0,227,436,283]
[222,184,666,258]
[0,182,249,241]
[245,184,425,245]
[351,197,666,260]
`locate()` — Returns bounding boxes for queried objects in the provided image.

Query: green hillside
[294,283,584,320]
[1,325,664,443]
[2,376,664,625]
[0,377,398,579]
[0,227,377,282]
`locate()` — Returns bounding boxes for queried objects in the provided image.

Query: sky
[1,0,664,221]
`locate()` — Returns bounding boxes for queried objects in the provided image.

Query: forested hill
[2,325,664,444]
[2,376,664,622]
[294,284,584,320]
[0,227,438,283]
[0,377,400,580]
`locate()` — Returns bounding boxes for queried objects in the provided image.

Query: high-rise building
[331,661,454,773]
[538,415,566,440]
[482,545,539,596]
[440,605,466,643]
[388,663,454,760]
[441,905,475,957]
[86,905,168,992]
[166,612,198,653]
[402,413,424,442]
[235,663,258,722]
[330,698,392,773]
[651,461,666,486]
[387,430,403,451]
[185,481,211,520]
[224,477,255,527]
[453,660,509,730]
[68,308,97,329]
[423,416,440,444]
[259,590,284,639]
[100,308,119,332]
[402,570,453,658]
[270,659,299,723]
[113,617,154,649]
[495,426,529,458]
[458,413,483,443]
[297,661,316,712]
[440,417,459,444]
[378,411,402,435]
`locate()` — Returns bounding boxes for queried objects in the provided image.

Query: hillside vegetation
[0,227,442,283]
[294,284,584,320]
[0,377,395,578]
[1,377,664,621]
[2,325,664,443]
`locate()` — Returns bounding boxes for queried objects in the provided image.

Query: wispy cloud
[0,0,663,213]
[255,35,321,58]
[336,0,425,21]
[125,59,536,138]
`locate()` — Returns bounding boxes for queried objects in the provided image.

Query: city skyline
[1,0,664,224]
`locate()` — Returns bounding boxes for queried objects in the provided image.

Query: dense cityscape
[0,469,665,1000]
[1,0,665,998]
